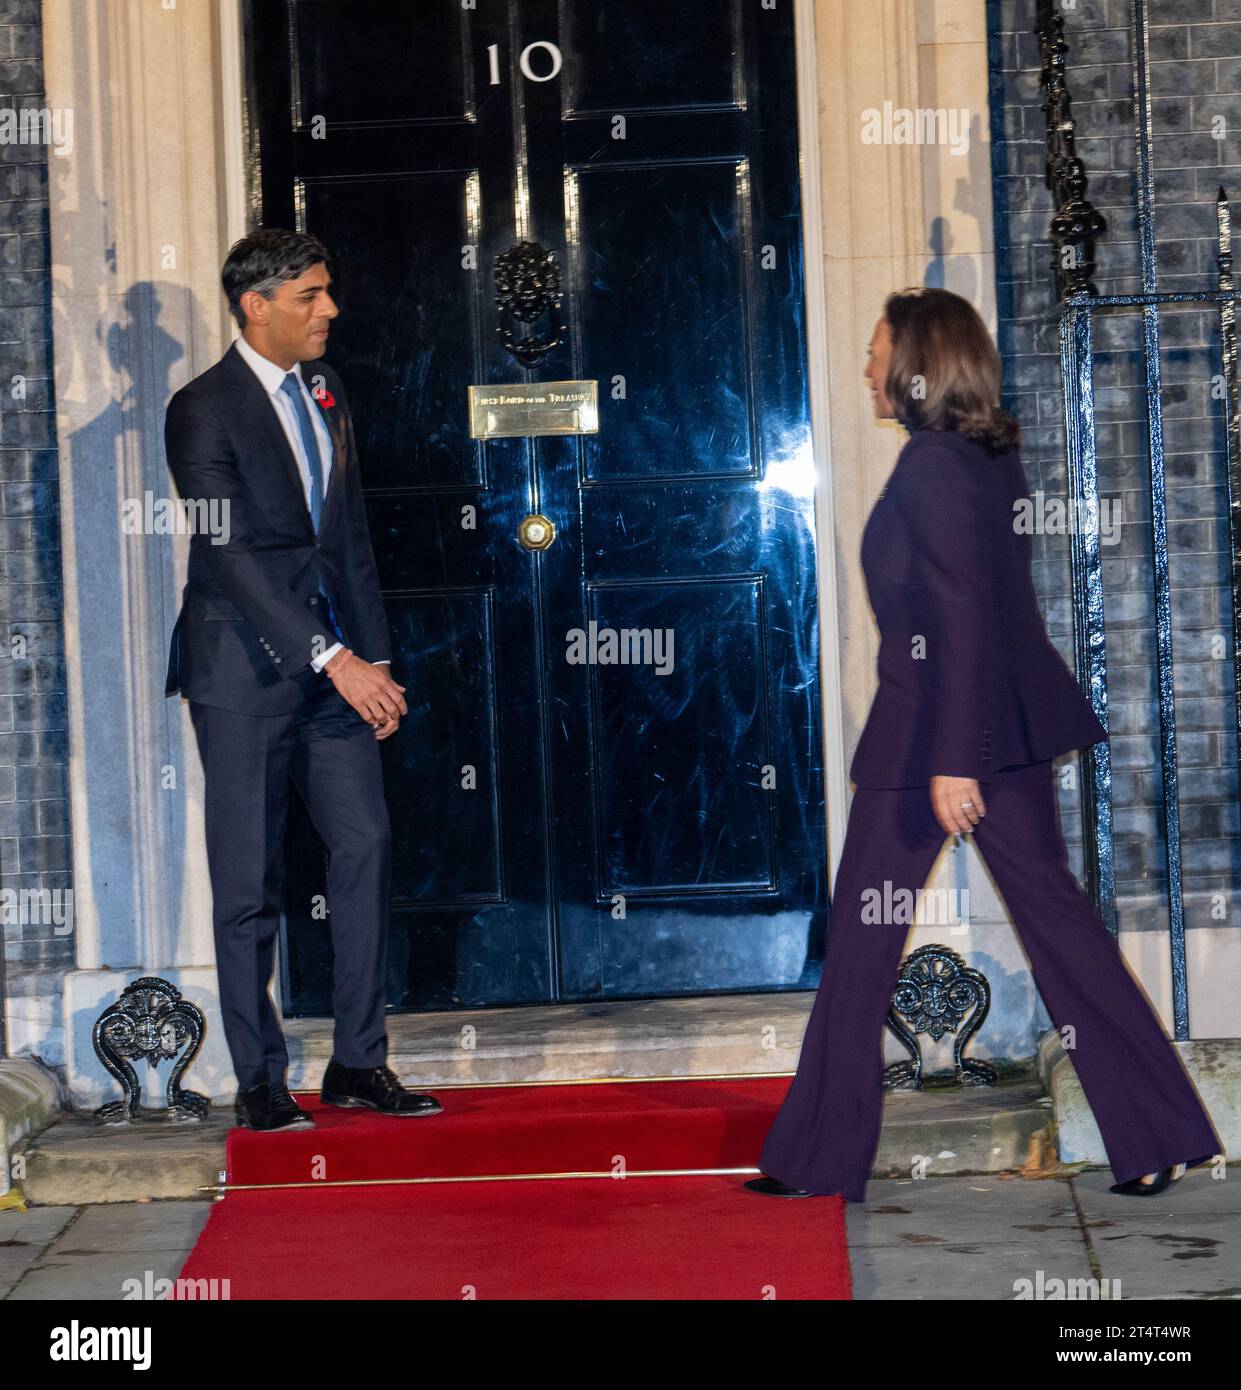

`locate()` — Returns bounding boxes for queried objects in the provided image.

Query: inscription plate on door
[467,380,599,438]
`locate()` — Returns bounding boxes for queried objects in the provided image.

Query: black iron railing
[1037,0,1241,1041]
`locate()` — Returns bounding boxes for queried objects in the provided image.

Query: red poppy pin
[311,383,336,410]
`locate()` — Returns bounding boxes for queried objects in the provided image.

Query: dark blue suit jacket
[849,428,1107,788]
[163,343,391,715]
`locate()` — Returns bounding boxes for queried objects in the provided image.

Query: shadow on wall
[54,273,206,1075]
[924,110,992,304]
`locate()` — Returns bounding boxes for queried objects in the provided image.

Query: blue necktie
[279,372,325,533]
[278,372,343,645]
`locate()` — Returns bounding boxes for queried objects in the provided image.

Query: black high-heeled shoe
[744,1174,818,1197]
[1109,1162,1188,1196]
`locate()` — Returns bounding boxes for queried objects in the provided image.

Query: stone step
[17,1074,1053,1206]
[282,992,817,1087]
[15,994,1055,1205]
[0,1058,61,1199]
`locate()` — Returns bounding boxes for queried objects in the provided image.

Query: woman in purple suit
[748,288,1221,1202]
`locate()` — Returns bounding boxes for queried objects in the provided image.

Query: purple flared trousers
[759,760,1222,1201]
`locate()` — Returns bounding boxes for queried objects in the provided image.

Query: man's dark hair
[221,228,332,329]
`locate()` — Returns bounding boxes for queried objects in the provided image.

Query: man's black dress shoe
[744,1175,818,1197]
[235,1081,316,1132]
[320,1059,443,1117]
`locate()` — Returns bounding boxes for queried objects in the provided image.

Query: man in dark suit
[165,228,441,1130]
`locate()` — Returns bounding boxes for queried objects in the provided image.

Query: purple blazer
[849,428,1108,788]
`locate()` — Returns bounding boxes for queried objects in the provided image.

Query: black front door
[246,0,828,1011]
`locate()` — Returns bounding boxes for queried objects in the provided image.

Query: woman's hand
[931,775,987,837]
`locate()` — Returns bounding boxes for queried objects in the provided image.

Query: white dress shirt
[234,334,388,674]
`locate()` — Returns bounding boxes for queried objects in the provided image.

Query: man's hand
[931,775,986,837]
[324,649,407,736]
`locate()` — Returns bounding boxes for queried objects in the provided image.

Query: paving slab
[846,1172,1083,1246]
[5,1179,1241,1300]
[0,1205,75,1298]
[846,1176,1099,1300]
[1073,1168,1241,1300]
[3,1202,214,1301]
[37,1200,217,1253]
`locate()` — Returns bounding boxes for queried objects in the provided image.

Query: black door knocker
[494,240,565,367]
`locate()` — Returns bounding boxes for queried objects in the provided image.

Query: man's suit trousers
[189,675,391,1088]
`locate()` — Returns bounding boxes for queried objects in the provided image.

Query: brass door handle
[518,513,556,551]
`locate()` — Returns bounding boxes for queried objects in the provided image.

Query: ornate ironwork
[0,877,7,1059]
[1130,0,1189,1039]
[1219,188,1241,908]
[882,945,996,1090]
[92,977,209,1124]
[1059,303,1116,935]
[493,240,565,367]
[1036,0,1237,1036]
[1036,0,1107,297]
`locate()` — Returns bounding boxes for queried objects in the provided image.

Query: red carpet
[177,1077,852,1300]
[227,1076,792,1185]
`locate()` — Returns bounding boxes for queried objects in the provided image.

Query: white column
[43,0,240,1104]
[807,0,1041,1056]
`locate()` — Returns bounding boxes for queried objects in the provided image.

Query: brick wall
[989,0,1241,927]
[0,0,71,987]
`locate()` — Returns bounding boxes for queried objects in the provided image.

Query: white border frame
[793,0,847,888]
[219,0,248,251]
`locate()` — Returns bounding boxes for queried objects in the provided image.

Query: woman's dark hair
[221,228,332,328]
[883,287,1019,453]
